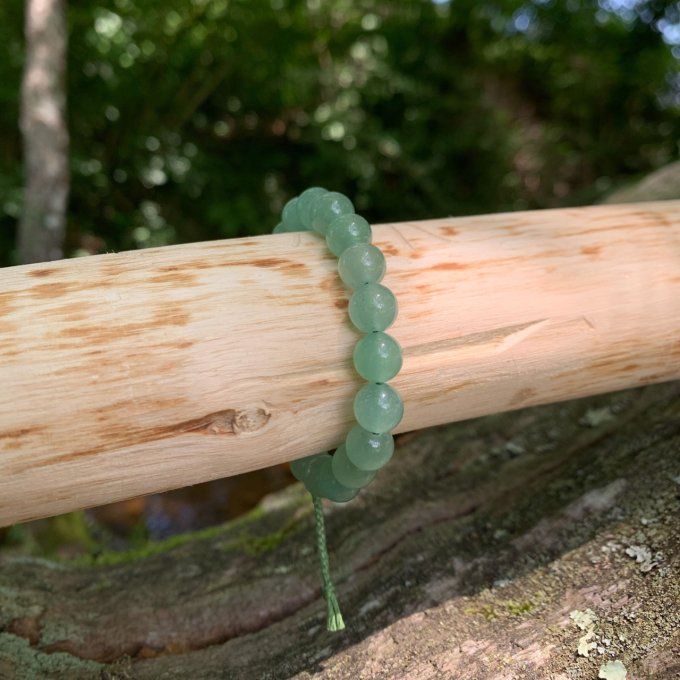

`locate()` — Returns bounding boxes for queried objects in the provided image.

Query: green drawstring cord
[312,494,345,631]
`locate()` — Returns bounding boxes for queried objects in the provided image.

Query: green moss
[39,620,87,648]
[70,506,265,567]
[464,599,535,622]
[50,512,98,553]
[505,599,535,616]
[0,587,43,629]
[67,485,311,568]
[230,514,302,556]
[0,633,103,679]
[464,604,498,620]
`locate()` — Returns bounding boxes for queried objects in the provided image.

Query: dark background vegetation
[0,0,678,555]
[1,0,679,265]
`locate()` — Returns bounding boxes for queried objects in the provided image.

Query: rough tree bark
[1,175,678,678]
[0,382,678,679]
[18,0,69,264]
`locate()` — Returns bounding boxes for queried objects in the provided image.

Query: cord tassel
[312,494,345,631]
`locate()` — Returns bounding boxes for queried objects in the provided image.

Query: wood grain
[1,201,679,526]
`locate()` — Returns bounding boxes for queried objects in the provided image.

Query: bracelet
[271,188,404,631]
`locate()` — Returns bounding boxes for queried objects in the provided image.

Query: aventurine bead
[290,453,318,482]
[310,191,354,235]
[348,283,397,332]
[272,222,286,234]
[297,187,327,229]
[303,452,358,503]
[281,197,304,231]
[331,444,376,489]
[338,243,386,289]
[345,425,394,471]
[353,331,403,383]
[326,214,371,257]
[354,382,404,434]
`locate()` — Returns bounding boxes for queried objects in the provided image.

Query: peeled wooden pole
[1,201,679,526]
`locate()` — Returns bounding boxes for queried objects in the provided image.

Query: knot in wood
[196,408,270,435]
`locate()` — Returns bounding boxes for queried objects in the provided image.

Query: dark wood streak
[319,273,341,291]
[0,426,43,441]
[155,262,208,273]
[156,257,311,276]
[0,292,16,317]
[56,310,191,341]
[9,256,309,309]
[28,268,59,278]
[440,379,476,395]
[581,245,603,257]
[430,262,470,271]
[15,407,271,472]
[426,249,573,274]
[29,281,83,299]
[148,271,198,285]
[250,258,310,275]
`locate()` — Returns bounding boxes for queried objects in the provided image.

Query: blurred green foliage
[0,0,678,265]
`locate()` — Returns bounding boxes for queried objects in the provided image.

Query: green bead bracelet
[273,188,403,632]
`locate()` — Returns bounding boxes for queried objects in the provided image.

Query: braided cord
[312,494,345,631]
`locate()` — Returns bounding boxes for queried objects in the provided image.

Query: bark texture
[2,174,678,677]
[0,382,678,679]
[18,0,69,264]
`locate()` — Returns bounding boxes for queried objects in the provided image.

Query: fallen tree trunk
[1,201,679,526]
[0,381,678,678]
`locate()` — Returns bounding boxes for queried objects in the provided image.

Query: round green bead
[345,425,394,471]
[331,444,376,489]
[303,452,358,503]
[297,187,327,229]
[354,382,403,434]
[272,222,286,234]
[326,214,371,257]
[353,331,403,383]
[310,192,354,235]
[338,243,386,289]
[348,283,397,332]
[290,452,320,482]
[281,197,304,231]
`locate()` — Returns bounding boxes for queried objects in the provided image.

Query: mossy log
[0,381,678,679]
[2,172,679,678]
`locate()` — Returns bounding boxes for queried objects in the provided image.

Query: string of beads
[272,188,403,631]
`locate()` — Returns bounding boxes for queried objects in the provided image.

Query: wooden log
[1,382,678,677]
[0,201,679,526]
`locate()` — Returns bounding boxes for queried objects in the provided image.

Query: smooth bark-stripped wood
[1,201,679,526]
[0,382,678,678]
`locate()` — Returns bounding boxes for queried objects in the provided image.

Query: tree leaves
[0,0,677,264]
